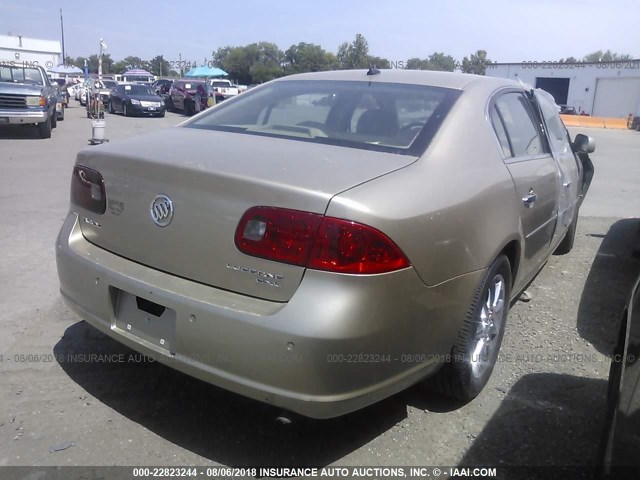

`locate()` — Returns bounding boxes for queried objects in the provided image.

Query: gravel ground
[0,104,639,475]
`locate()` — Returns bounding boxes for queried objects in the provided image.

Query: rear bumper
[56,212,482,418]
[0,108,47,124]
[128,103,165,115]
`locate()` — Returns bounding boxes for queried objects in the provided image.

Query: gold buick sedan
[56,69,594,418]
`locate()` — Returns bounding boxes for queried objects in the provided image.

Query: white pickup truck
[209,79,239,99]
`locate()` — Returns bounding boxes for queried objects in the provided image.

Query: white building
[485,60,640,117]
[0,34,61,71]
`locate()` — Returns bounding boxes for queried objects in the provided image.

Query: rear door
[533,90,580,238]
[172,81,184,109]
[489,91,561,281]
[112,86,123,110]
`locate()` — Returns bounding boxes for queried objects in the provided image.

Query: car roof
[278,69,520,91]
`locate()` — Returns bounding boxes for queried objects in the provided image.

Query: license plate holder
[113,288,176,354]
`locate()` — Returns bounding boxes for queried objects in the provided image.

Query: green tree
[405,53,456,71]
[284,42,333,73]
[149,55,171,76]
[87,54,99,73]
[123,56,145,69]
[366,55,390,69]
[460,49,492,75]
[214,42,284,84]
[213,46,233,67]
[559,56,578,63]
[405,57,428,70]
[426,52,456,71]
[100,53,114,73]
[112,61,129,74]
[74,56,89,71]
[337,33,370,69]
[63,56,77,67]
[583,50,632,62]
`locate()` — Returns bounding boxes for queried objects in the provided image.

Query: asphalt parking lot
[1,103,639,472]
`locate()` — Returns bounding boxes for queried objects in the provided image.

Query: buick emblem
[150,194,173,227]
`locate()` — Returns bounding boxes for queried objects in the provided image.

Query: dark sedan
[108,84,165,117]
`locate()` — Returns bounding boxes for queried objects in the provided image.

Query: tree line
[62,34,632,85]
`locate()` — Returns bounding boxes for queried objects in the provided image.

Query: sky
[1,0,639,65]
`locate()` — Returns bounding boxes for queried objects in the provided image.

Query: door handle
[562,181,572,188]
[522,190,537,208]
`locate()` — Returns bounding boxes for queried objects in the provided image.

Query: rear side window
[537,94,572,155]
[489,106,512,157]
[494,93,545,157]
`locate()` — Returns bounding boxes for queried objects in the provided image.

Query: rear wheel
[37,115,52,139]
[429,255,511,400]
[51,109,57,129]
[185,100,193,116]
[108,101,114,114]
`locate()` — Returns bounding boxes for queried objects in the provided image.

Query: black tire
[429,255,512,400]
[554,210,578,255]
[37,115,52,139]
[165,97,175,112]
[108,101,114,114]
[123,102,128,117]
[185,100,193,116]
[51,109,57,129]
[58,107,65,121]
[159,112,165,118]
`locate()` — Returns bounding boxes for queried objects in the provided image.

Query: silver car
[56,70,594,418]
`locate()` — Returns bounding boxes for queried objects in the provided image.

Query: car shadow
[55,321,421,466]
[459,373,607,478]
[0,124,43,139]
[578,219,640,354]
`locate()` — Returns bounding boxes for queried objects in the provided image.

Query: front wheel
[37,115,52,139]
[429,255,512,400]
[123,103,128,117]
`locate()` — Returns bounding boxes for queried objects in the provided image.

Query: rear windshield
[124,85,154,95]
[187,80,459,155]
[126,75,152,83]
[210,81,232,87]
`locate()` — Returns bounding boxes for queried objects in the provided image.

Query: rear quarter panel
[326,83,522,288]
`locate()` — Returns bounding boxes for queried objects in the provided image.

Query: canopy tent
[185,66,228,77]
[123,68,153,76]
[47,65,83,75]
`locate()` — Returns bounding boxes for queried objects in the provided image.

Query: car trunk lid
[74,127,417,302]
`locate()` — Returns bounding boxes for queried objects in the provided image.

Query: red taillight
[70,165,106,214]
[235,207,410,274]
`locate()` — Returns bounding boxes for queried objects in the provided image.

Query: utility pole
[179,52,182,77]
[60,9,65,65]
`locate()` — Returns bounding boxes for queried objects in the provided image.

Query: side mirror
[574,134,595,154]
